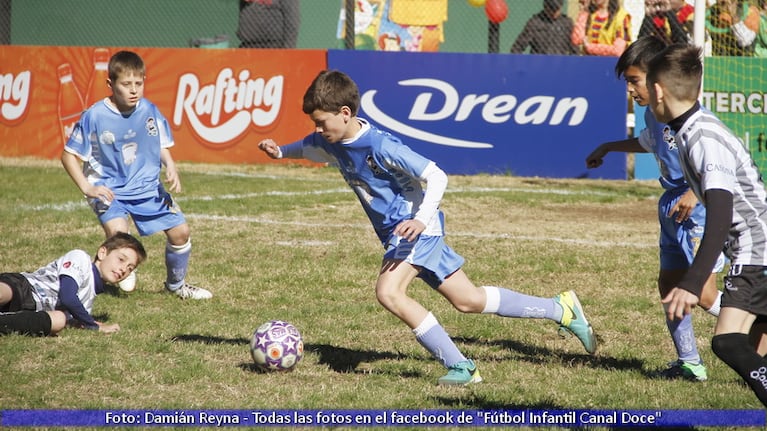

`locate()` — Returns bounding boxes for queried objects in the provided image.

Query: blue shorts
[384,234,464,289]
[88,186,186,236]
[658,187,724,272]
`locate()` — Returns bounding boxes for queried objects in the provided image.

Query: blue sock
[165,239,191,290]
[482,286,562,322]
[664,307,701,364]
[413,312,467,368]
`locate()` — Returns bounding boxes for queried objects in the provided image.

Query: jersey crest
[662,125,677,150]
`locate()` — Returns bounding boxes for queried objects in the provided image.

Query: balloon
[485,0,508,24]
[467,0,486,7]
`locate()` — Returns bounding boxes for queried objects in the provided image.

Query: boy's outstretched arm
[585,137,644,169]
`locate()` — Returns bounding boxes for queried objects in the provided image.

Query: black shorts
[721,265,767,315]
[0,273,37,312]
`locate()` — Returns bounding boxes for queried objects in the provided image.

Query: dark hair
[588,0,622,29]
[108,50,146,81]
[615,36,667,78]
[646,44,702,101]
[100,232,147,265]
[302,70,360,115]
[544,0,563,11]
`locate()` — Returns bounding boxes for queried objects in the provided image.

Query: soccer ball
[250,320,304,372]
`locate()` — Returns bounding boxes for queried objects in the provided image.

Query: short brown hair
[100,232,147,265]
[302,70,360,115]
[646,44,702,102]
[108,50,146,81]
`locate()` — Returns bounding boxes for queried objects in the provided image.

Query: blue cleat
[438,359,483,386]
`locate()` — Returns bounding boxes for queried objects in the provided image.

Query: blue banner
[328,50,627,179]
[1,409,764,427]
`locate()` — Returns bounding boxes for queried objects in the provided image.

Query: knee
[375,285,401,310]
[48,311,67,335]
[712,333,750,365]
[0,282,12,306]
[167,224,191,245]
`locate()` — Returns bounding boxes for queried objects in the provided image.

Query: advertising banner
[328,49,628,178]
[0,45,325,164]
[702,57,767,173]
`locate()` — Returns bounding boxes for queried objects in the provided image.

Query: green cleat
[438,360,483,386]
[659,360,708,382]
[554,290,597,354]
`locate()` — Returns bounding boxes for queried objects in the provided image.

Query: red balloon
[485,0,508,24]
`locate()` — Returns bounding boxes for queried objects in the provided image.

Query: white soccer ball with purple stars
[250,320,304,372]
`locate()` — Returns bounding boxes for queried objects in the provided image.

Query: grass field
[0,157,763,430]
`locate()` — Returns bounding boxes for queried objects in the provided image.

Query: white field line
[21,180,655,249]
[185,213,654,249]
[26,184,648,212]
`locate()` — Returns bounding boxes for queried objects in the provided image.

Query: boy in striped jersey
[586,36,723,382]
[647,43,767,406]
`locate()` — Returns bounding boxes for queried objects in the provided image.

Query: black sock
[712,333,767,407]
[0,311,51,336]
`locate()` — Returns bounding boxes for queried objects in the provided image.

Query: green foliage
[0,158,761,426]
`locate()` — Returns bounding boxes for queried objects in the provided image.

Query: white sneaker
[167,282,212,300]
[118,271,137,292]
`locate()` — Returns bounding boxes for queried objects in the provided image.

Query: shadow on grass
[171,336,414,375]
[306,343,408,373]
[453,336,647,373]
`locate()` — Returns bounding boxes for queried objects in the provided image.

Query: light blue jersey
[638,108,687,190]
[282,119,442,243]
[64,98,174,200]
[280,119,464,287]
[639,109,723,271]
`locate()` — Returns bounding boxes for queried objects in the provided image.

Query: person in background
[571,0,632,56]
[0,233,147,336]
[510,0,578,55]
[237,0,301,48]
[639,0,694,44]
[750,0,767,57]
[706,0,759,55]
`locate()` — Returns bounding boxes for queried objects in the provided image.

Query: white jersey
[675,108,767,265]
[21,250,97,314]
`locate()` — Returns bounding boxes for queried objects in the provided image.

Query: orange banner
[0,45,326,163]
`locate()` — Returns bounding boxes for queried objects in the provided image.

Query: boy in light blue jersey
[258,70,597,386]
[586,36,723,381]
[648,43,767,407]
[62,51,211,300]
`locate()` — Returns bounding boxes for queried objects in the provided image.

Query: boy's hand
[97,322,121,334]
[84,184,115,205]
[669,189,698,222]
[585,145,607,169]
[164,166,182,193]
[258,139,282,159]
[394,219,426,242]
[661,287,699,320]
